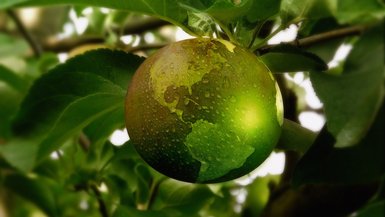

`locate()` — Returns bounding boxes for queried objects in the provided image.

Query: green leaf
[243,176,279,217]
[310,24,384,147]
[276,119,317,153]
[3,174,59,216]
[105,142,147,205]
[135,164,153,206]
[260,44,328,73]
[0,65,27,91]
[280,0,336,22]
[299,18,346,63]
[5,0,190,33]
[337,0,385,24]
[83,106,126,167]
[84,106,125,147]
[246,0,282,22]
[2,49,143,171]
[0,138,39,171]
[37,93,123,158]
[180,0,253,21]
[0,0,27,8]
[152,179,215,213]
[203,0,254,21]
[293,102,385,186]
[113,206,176,217]
[0,33,29,58]
[0,66,24,139]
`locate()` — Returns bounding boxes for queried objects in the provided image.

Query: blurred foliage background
[0,1,384,217]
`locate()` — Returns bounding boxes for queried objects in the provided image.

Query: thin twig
[6,9,43,57]
[91,185,109,217]
[114,17,169,35]
[125,43,168,53]
[41,18,169,52]
[257,25,367,54]
[43,35,105,53]
[294,25,366,47]
[78,132,91,152]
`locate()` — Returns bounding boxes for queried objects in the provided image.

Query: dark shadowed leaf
[246,0,281,22]
[0,66,25,139]
[243,176,279,217]
[260,44,328,73]
[276,119,317,153]
[310,24,384,147]
[293,102,384,186]
[4,174,59,216]
[355,201,385,217]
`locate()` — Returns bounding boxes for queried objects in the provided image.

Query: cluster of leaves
[0,0,384,217]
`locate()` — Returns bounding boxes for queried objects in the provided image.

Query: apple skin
[125,38,283,183]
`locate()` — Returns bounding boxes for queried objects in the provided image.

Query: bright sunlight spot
[110,129,130,146]
[144,32,156,43]
[268,24,298,44]
[328,44,353,68]
[81,7,93,16]
[299,111,325,131]
[79,200,89,210]
[69,9,89,34]
[50,150,63,160]
[254,152,286,177]
[98,182,109,193]
[236,152,285,185]
[299,78,323,109]
[19,8,39,26]
[58,52,68,63]
[175,27,195,41]
[120,35,134,44]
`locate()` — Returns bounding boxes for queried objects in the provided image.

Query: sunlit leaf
[151,178,215,213]
[3,0,190,33]
[337,0,385,24]
[1,49,143,171]
[0,33,29,58]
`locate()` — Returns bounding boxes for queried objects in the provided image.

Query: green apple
[125,38,283,183]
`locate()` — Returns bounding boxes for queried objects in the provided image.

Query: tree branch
[41,18,169,52]
[91,185,109,217]
[115,17,169,35]
[125,43,168,53]
[257,25,367,54]
[298,25,366,46]
[6,9,43,57]
[78,132,91,152]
